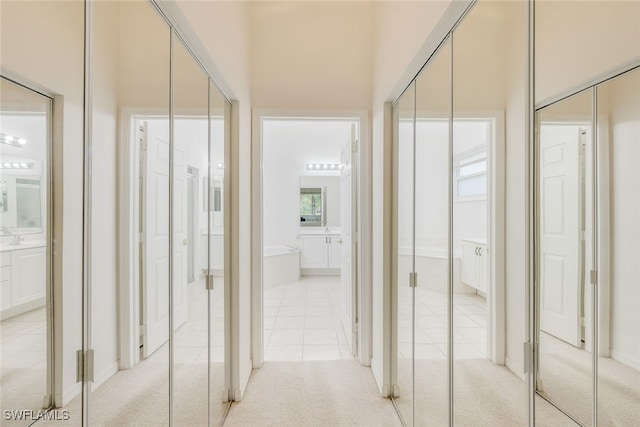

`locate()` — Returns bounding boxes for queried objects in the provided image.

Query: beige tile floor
[263,276,355,361]
[0,306,47,369]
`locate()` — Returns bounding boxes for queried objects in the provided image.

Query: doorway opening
[253,114,369,365]
[0,76,54,414]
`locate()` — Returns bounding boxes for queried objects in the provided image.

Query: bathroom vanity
[0,241,46,320]
[299,230,341,274]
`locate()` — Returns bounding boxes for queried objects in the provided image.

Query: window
[300,187,324,226]
[454,146,487,200]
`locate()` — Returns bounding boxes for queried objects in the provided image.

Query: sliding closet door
[393,81,416,426]
[172,33,211,426]
[208,80,231,423]
[88,2,171,424]
[413,37,451,427]
[595,67,640,425]
[450,0,526,424]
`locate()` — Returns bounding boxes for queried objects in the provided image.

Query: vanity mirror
[0,159,43,233]
[299,175,339,227]
[299,187,324,226]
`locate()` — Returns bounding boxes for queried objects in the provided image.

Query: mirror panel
[393,81,415,426]
[209,80,230,424]
[0,76,51,425]
[87,1,171,423]
[172,34,210,426]
[1,0,83,424]
[451,1,528,424]
[595,67,640,424]
[413,36,451,427]
[536,88,593,425]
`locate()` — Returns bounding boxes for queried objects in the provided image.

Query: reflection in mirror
[0,76,51,426]
[173,33,212,426]
[209,78,230,424]
[413,36,451,427]
[595,67,640,425]
[80,1,171,424]
[299,187,324,226]
[393,80,415,426]
[536,88,594,425]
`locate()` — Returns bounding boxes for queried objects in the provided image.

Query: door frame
[251,109,371,367]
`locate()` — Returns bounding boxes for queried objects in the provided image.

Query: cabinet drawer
[0,252,10,267]
[0,266,10,282]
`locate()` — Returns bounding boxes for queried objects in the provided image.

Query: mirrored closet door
[534,1,639,425]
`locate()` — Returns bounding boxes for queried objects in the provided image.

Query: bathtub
[263,246,300,289]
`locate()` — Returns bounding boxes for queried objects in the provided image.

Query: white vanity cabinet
[461,239,488,293]
[1,244,46,320]
[299,233,341,271]
[199,233,224,275]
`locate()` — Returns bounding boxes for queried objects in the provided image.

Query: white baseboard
[62,383,81,407]
[234,358,253,402]
[610,349,640,371]
[91,362,119,391]
[505,357,525,381]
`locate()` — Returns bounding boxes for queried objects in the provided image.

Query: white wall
[263,120,349,249]
[606,72,640,369]
[535,0,640,103]
[250,2,373,109]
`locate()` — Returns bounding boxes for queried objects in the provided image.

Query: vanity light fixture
[0,162,35,169]
[0,133,27,147]
[306,163,343,171]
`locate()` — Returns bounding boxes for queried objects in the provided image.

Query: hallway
[222,360,400,427]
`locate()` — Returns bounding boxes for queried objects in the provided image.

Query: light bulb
[12,163,19,168]
[20,163,28,168]
[3,163,10,168]
[17,138,26,145]
[5,136,14,142]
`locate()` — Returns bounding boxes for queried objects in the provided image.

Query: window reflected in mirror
[300,187,323,226]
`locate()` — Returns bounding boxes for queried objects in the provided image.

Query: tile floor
[263,276,354,361]
[398,285,487,360]
[0,306,47,369]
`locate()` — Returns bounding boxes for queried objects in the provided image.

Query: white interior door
[172,138,188,330]
[141,119,189,358]
[141,120,170,357]
[340,124,357,354]
[539,125,582,347]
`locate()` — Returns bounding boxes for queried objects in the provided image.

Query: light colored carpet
[35,361,228,427]
[393,358,576,427]
[1,367,47,427]
[222,360,401,427]
[539,344,640,427]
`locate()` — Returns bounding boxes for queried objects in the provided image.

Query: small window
[300,187,324,226]
[454,146,487,200]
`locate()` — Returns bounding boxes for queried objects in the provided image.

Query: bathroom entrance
[253,114,369,365]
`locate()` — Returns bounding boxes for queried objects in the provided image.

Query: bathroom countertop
[0,240,46,252]
[462,238,487,245]
[298,229,341,235]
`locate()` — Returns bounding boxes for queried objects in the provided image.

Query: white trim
[251,108,371,367]
[505,357,526,381]
[388,0,475,104]
[91,362,119,391]
[610,349,640,372]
